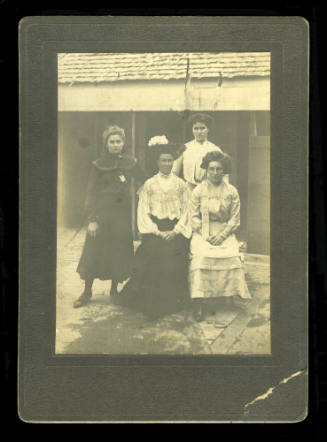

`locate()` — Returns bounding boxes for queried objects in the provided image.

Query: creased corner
[243,369,306,414]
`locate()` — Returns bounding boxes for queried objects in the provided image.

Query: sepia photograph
[19,16,309,423]
[56,51,271,355]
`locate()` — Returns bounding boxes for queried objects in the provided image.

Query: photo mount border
[19,16,308,422]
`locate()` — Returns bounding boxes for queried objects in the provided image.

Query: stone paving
[56,227,270,355]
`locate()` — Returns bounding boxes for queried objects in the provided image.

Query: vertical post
[247,111,270,254]
[57,113,64,227]
[183,113,187,143]
[131,111,136,239]
[236,112,250,244]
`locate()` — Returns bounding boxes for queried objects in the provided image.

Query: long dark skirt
[77,203,134,282]
[113,218,190,319]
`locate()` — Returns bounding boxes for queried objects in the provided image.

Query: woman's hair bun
[200,150,232,174]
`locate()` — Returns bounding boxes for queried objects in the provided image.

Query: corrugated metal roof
[58,52,270,84]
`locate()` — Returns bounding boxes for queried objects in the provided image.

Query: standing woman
[114,136,192,320]
[189,150,252,322]
[172,113,227,191]
[73,124,145,308]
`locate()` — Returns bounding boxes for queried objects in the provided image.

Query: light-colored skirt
[189,221,251,300]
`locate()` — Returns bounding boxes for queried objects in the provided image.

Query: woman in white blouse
[189,150,252,322]
[172,113,227,191]
[114,137,192,320]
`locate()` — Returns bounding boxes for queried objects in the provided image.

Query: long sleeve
[137,183,160,235]
[84,165,98,223]
[220,188,240,239]
[173,184,192,238]
[172,153,183,177]
[190,188,202,233]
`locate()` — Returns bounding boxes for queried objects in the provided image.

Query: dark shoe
[73,291,92,308]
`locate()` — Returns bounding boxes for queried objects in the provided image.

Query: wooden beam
[58,78,271,111]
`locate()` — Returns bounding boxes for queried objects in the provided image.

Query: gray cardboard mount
[19,16,308,423]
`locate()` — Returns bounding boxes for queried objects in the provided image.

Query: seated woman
[189,150,252,322]
[113,136,192,320]
[73,124,145,308]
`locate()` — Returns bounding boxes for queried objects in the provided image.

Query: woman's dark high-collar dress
[77,151,145,282]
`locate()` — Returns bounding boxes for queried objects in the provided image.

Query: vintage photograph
[56,51,271,355]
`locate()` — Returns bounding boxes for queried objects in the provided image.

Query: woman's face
[192,122,209,143]
[106,134,124,154]
[158,153,174,175]
[207,160,224,185]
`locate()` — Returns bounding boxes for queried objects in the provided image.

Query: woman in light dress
[172,113,228,191]
[189,150,252,322]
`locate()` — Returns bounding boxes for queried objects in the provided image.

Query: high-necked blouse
[191,179,240,240]
[137,172,192,238]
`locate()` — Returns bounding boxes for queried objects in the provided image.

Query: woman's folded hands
[207,234,225,246]
[159,230,178,241]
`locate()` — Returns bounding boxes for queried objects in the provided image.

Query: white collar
[158,172,173,179]
[192,139,208,147]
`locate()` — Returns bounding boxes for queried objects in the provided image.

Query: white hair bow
[148,135,169,147]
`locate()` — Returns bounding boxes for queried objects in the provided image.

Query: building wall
[247,136,270,254]
[247,112,270,254]
[57,112,134,227]
[58,77,270,112]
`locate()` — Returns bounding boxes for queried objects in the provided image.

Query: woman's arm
[137,183,161,236]
[84,165,98,224]
[215,188,240,243]
[173,184,192,239]
[190,187,202,233]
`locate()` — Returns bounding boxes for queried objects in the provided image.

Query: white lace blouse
[137,173,192,238]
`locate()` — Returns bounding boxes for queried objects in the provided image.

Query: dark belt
[150,215,179,232]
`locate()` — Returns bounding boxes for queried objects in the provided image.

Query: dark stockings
[84,278,94,294]
[74,278,93,308]
[84,278,118,295]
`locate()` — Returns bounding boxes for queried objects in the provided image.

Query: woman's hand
[159,230,178,241]
[88,221,99,238]
[208,234,225,246]
[165,230,178,241]
[158,231,168,240]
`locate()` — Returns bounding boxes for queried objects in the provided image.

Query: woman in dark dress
[113,136,192,320]
[74,124,145,308]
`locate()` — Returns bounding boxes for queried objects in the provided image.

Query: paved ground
[56,227,270,355]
